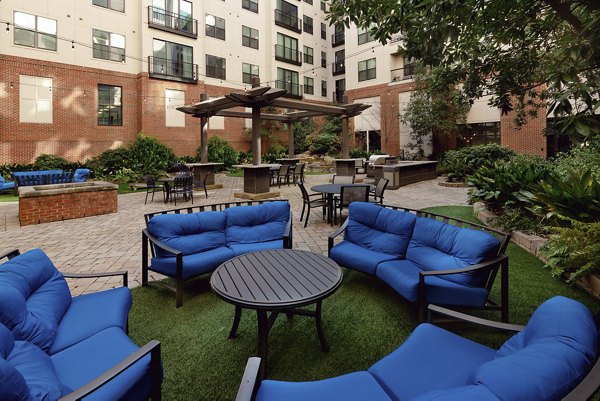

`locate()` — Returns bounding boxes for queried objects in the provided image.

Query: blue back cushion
[345,203,416,258]
[148,211,227,257]
[13,170,63,177]
[225,202,290,244]
[72,168,91,182]
[471,296,597,401]
[406,217,500,286]
[0,249,71,352]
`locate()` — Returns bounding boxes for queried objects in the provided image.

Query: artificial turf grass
[128,205,600,401]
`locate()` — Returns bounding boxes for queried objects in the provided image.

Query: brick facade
[500,107,547,157]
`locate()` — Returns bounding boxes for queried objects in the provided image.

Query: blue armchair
[73,168,92,182]
[0,174,15,192]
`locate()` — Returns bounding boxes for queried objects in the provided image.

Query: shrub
[263,143,288,164]
[309,116,341,156]
[34,154,69,170]
[293,119,315,154]
[542,221,600,282]
[88,147,132,179]
[237,150,252,164]
[439,144,516,181]
[554,136,600,180]
[128,133,177,176]
[204,136,238,170]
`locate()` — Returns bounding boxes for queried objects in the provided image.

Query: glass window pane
[38,34,57,50]
[93,29,109,45]
[15,12,36,29]
[111,0,125,12]
[37,17,56,35]
[110,33,125,49]
[14,29,35,47]
[206,15,215,26]
[111,87,122,106]
[93,0,109,7]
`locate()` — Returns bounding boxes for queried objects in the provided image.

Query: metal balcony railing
[274,9,302,33]
[332,90,345,104]
[390,63,416,82]
[275,80,303,99]
[332,60,345,75]
[148,6,197,38]
[148,56,198,83]
[274,45,302,66]
[332,31,345,47]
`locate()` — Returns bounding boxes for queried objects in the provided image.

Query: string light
[71,41,75,49]
[5,22,9,33]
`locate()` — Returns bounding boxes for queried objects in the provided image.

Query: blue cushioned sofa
[236,296,600,401]
[0,175,15,192]
[12,169,91,188]
[328,202,511,321]
[142,200,292,307]
[0,248,162,401]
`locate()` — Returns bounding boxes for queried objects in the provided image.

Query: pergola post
[342,116,349,158]
[251,77,262,165]
[288,122,295,158]
[199,93,208,163]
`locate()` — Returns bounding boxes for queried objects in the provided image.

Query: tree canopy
[327,0,600,137]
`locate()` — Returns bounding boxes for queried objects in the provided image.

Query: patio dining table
[311,183,374,225]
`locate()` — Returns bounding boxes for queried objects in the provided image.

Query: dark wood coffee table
[210,249,343,378]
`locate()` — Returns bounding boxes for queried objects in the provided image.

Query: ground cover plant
[127,206,600,401]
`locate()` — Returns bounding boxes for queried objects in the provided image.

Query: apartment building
[0,0,547,164]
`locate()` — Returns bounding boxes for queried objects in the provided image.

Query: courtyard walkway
[0,174,469,295]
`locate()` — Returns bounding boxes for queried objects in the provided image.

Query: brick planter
[18,181,118,226]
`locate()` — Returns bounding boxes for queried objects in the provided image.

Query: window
[303,46,313,64]
[403,56,417,79]
[97,84,122,126]
[242,26,259,49]
[275,0,300,32]
[304,77,314,95]
[358,58,376,81]
[304,0,313,4]
[320,1,326,11]
[320,23,326,40]
[321,80,327,97]
[205,14,225,40]
[165,89,185,127]
[152,39,195,80]
[13,12,57,51]
[276,33,300,64]
[242,0,258,13]
[358,25,376,45]
[242,63,259,84]
[150,0,194,35]
[206,54,226,79]
[19,75,52,123]
[321,51,327,68]
[303,15,313,34]
[333,49,345,75]
[93,29,125,62]
[276,68,300,97]
[93,0,124,12]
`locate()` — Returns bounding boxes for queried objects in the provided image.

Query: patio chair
[289,162,305,185]
[272,165,290,187]
[193,174,209,199]
[332,174,355,184]
[170,174,193,206]
[334,185,370,224]
[369,177,389,204]
[298,182,328,227]
[0,175,15,193]
[144,176,165,204]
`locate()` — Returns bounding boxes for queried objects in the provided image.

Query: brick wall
[19,188,117,226]
[500,107,547,157]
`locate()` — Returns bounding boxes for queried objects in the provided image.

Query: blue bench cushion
[344,203,417,258]
[406,217,500,287]
[229,240,284,257]
[0,323,33,401]
[52,327,151,401]
[330,241,399,275]
[151,246,234,280]
[225,202,289,244]
[148,211,227,257]
[369,323,496,401]
[0,175,15,190]
[376,259,489,307]
[409,385,500,401]
[72,168,91,183]
[0,249,71,351]
[257,371,393,401]
[50,287,132,355]
[13,170,63,177]
[469,296,597,401]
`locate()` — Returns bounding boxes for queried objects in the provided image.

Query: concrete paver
[0,174,469,295]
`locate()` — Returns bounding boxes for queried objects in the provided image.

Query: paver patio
[0,174,469,295]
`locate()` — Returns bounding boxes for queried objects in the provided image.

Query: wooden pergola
[177,80,371,165]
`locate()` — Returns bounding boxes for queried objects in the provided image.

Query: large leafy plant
[204,136,238,170]
[439,144,515,181]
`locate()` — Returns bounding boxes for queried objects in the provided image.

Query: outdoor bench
[328,202,510,321]
[13,168,91,187]
[236,296,600,401]
[142,200,292,307]
[0,248,161,401]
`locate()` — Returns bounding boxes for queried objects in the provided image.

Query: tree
[293,118,316,154]
[327,0,600,138]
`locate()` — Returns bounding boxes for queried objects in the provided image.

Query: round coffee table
[210,249,343,378]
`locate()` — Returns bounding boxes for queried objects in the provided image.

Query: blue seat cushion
[50,287,132,354]
[147,211,227,258]
[0,249,71,351]
[406,217,501,287]
[376,259,489,307]
[228,240,284,257]
[256,371,393,401]
[225,202,289,244]
[8,340,71,401]
[329,241,399,275]
[151,246,234,280]
[409,385,500,401]
[344,203,417,258]
[72,168,91,182]
[369,323,496,401]
[52,327,151,401]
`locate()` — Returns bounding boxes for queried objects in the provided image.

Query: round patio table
[211,249,342,379]
[311,183,373,225]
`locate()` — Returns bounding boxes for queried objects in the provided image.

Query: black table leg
[229,305,242,339]
[315,301,329,351]
[257,309,269,380]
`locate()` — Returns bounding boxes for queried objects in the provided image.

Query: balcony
[148,56,198,83]
[147,6,198,39]
[332,31,345,47]
[332,90,345,104]
[274,9,302,33]
[275,80,303,99]
[332,60,345,76]
[275,45,302,66]
[390,64,416,82]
